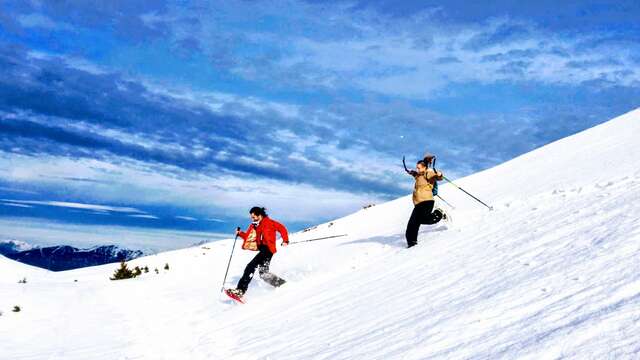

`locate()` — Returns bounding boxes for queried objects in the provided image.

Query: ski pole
[289,234,348,245]
[220,227,240,293]
[436,194,456,209]
[402,156,410,173]
[442,176,493,210]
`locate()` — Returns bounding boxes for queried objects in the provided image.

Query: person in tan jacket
[405,154,445,248]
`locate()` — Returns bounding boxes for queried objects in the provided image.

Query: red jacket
[238,216,288,254]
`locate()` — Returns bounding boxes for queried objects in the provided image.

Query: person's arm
[273,220,289,245]
[236,225,251,240]
[402,157,418,177]
[426,169,444,181]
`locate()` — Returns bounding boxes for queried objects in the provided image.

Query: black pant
[405,200,443,247]
[236,245,286,292]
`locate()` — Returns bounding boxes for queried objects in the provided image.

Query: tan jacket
[411,168,443,205]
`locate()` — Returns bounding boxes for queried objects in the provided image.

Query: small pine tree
[144,266,149,273]
[154,268,159,274]
[13,305,21,312]
[133,266,142,276]
[110,261,137,280]
[18,277,27,284]
[164,263,170,271]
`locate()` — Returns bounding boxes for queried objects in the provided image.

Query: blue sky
[0,0,639,250]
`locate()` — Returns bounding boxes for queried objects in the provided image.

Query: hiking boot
[227,288,244,297]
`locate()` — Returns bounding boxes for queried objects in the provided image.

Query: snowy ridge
[1,109,639,359]
[0,239,34,254]
[1,243,146,271]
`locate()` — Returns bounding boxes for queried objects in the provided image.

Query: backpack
[241,226,258,251]
[431,156,439,196]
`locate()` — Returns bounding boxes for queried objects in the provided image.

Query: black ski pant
[405,200,443,247]
[236,245,286,292]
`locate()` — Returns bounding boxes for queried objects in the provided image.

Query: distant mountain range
[0,240,144,271]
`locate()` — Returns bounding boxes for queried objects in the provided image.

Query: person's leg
[405,204,423,247]
[417,200,443,225]
[418,200,443,225]
[236,249,269,293]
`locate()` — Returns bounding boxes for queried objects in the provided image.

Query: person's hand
[281,241,289,247]
[235,227,241,236]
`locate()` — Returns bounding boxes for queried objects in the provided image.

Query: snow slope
[1,109,639,359]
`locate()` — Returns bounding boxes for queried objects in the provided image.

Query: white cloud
[0,107,219,169]
[144,82,301,119]
[154,2,640,99]
[0,199,146,214]
[176,216,197,221]
[127,214,159,220]
[0,151,386,222]
[27,51,109,75]
[288,22,640,98]
[18,14,72,31]
[1,202,33,208]
[0,186,39,195]
[0,218,229,251]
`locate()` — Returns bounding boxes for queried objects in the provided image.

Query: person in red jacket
[227,207,289,298]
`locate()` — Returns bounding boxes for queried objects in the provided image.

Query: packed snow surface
[1,109,639,359]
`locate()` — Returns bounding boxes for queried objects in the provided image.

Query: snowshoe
[434,207,451,224]
[224,288,245,304]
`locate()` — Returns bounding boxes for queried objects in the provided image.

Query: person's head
[416,160,427,173]
[249,206,268,222]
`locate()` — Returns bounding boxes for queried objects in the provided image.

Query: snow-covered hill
[1,109,639,359]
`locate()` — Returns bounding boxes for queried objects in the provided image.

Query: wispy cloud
[0,0,638,230]
[135,3,640,98]
[0,186,39,195]
[128,214,160,220]
[1,199,146,214]
[175,216,197,221]
[0,47,411,198]
[18,13,72,31]
[0,152,387,222]
[278,18,640,98]
[0,217,229,251]
[1,202,33,208]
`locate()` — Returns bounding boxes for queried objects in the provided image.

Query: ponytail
[249,206,268,217]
